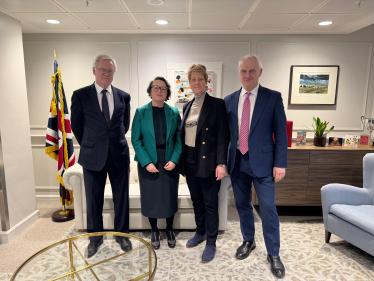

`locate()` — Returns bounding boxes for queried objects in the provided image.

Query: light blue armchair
[321,153,374,256]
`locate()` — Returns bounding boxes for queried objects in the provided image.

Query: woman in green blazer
[131,76,182,250]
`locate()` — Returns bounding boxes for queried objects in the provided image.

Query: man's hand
[164,161,176,171]
[216,165,226,181]
[273,167,286,182]
[146,163,159,173]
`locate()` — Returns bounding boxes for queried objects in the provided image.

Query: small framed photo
[360,134,371,147]
[344,135,358,148]
[289,65,339,105]
[328,137,343,146]
[296,131,306,146]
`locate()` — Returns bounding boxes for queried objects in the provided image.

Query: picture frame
[288,65,339,105]
[166,62,223,111]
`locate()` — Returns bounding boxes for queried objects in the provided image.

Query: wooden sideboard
[252,143,374,206]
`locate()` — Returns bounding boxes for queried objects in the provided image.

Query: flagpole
[52,184,75,222]
[49,50,75,223]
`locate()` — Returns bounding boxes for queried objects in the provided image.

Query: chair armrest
[321,183,371,226]
[63,164,84,191]
[218,176,231,231]
[63,163,85,230]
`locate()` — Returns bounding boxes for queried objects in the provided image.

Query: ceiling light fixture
[155,20,168,25]
[46,19,60,24]
[318,21,333,26]
[147,0,165,5]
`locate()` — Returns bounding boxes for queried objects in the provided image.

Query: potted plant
[305,117,334,147]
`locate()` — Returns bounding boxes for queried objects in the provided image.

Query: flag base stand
[52,208,75,222]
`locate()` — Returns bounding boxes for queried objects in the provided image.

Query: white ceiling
[1,0,374,34]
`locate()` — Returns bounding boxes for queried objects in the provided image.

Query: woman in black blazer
[180,64,230,263]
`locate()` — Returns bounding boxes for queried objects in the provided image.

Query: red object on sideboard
[272,121,293,147]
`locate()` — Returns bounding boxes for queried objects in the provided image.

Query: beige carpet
[2,205,374,280]
[0,204,75,280]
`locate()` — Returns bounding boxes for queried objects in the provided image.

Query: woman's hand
[216,165,226,181]
[146,163,159,173]
[164,161,176,171]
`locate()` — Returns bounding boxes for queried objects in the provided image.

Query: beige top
[185,92,207,147]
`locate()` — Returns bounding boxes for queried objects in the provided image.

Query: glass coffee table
[11,232,157,281]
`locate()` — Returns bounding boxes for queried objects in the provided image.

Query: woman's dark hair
[147,76,172,101]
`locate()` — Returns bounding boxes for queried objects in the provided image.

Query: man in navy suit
[224,55,287,278]
[71,54,132,258]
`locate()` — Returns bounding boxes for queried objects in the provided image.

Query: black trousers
[184,146,221,245]
[83,148,129,243]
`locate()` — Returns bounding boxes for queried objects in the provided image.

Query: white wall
[0,12,38,243]
[22,25,374,202]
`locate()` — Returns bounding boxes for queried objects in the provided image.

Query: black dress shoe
[166,231,176,248]
[115,236,133,252]
[267,254,285,279]
[86,239,103,258]
[236,240,256,260]
[150,232,160,250]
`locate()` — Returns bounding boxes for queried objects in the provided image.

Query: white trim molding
[0,210,39,244]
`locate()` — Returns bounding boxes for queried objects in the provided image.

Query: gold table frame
[11,232,157,281]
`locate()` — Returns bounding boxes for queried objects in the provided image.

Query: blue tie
[101,90,110,125]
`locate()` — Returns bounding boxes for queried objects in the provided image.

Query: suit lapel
[196,93,212,135]
[109,86,119,128]
[164,103,172,141]
[145,102,155,140]
[250,85,269,134]
[231,89,241,140]
[180,99,194,140]
[88,83,107,125]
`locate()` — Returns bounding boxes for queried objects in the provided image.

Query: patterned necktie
[101,89,110,125]
[239,92,251,155]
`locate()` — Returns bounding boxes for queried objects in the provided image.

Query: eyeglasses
[152,85,167,92]
[95,68,115,75]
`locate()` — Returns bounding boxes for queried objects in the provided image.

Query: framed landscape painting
[288,65,339,105]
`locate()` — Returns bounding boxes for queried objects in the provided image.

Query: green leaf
[324,126,335,136]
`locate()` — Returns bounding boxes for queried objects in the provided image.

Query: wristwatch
[219,164,226,167]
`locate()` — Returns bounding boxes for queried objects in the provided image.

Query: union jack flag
[45,54,75,206]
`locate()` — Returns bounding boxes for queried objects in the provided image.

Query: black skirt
[138,149,179,218]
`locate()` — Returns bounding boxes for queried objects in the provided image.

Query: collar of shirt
[240,83,259,97]
[95,81,112,96]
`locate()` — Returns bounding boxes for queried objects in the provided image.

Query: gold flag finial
[54,50,56,59]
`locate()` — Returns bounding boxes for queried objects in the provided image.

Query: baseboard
[228,196,235,206]
[0,210,40,244]
[36,194,61,204]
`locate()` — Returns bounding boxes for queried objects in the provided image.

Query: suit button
[203,156,206,159]
[206,128,209,130]
[202,142,205,144]
[168,143,170,145]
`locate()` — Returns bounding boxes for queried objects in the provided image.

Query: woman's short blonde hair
[187,64,208,83]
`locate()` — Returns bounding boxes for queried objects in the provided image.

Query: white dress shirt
[237,83,259,147]
[95,82,114,119]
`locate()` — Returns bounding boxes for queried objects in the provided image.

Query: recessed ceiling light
[155,20,168,25]
[147,0,165,5]
[46,19,60,24]
[319,21,333,26]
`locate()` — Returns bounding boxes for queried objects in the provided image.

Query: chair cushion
[100,183,192,210]
[88,158,190,211]
[330,204,374,236]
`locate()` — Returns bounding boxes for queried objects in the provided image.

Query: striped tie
[239,92,251,155]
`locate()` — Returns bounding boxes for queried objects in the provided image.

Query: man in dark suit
[224,55,287,278]
[71,54,132,258]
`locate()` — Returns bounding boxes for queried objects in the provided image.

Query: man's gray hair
[238,54,262,69]
[92,54,118,71]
